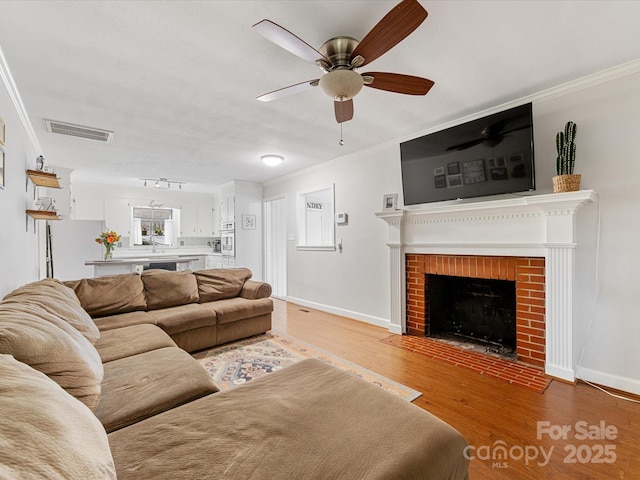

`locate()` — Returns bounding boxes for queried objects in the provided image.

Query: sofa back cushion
[141,269,199,310]
[0,354,116,479]
[0,303,103,411]
[195,268,253,303]
[4,279,99,345]
[65,273,147,317]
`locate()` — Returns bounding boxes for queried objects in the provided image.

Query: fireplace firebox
[427,274,517,355]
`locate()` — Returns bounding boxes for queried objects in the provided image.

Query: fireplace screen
[427,274,516,353]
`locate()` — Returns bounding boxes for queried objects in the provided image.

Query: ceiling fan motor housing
[318,36,359,68]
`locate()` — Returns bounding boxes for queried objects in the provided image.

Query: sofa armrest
[239,280,272,300]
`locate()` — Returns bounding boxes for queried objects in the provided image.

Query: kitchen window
[132,207,176,246]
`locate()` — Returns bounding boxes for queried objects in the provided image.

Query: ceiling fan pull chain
[339,123,345,146]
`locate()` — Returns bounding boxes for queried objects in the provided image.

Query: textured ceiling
[1,1,640,192]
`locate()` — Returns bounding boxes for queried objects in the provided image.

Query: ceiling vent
[43,119,114,143]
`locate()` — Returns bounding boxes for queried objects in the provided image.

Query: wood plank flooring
[272,299,640,479]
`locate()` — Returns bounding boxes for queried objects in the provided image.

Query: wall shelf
[26,209,61,220]
[26,169,62,189]
[25,169,62,231]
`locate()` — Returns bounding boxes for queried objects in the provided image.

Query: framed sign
[242,214,256,230]
[0,116,5,146]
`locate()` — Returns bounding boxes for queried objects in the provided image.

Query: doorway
[263,195,287,298]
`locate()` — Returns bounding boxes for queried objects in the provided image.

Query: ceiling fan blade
[334,99,354,123]
[257,79,319,102]
[350,0,427,67]
[362,72,434,95]
[253,19,331,66]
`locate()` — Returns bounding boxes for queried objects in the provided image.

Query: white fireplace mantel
[376,190,597,382]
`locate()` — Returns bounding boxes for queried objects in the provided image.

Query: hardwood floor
[272,299,640,479]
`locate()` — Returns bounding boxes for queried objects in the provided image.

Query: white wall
[264,144,401,327]
[0,66,40,297]
[264,64,640,394]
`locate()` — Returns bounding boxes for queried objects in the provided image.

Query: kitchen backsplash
[178,237,220,247]
[117,236,219,248]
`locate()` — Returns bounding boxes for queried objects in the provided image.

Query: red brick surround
[406,254,546,368]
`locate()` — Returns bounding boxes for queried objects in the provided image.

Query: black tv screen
[400,103,535,205]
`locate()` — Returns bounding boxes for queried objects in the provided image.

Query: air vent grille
[43,119,114,143]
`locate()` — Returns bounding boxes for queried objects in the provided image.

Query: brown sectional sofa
[0,272,470,479]
[64,267,274,352]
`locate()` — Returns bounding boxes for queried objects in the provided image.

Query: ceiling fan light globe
[319,69,364,101]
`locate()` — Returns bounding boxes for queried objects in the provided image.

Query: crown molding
[0,45,42,154]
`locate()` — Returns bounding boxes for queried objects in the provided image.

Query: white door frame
[263,194,287,299]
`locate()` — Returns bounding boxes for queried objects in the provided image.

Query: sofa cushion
[141,269,199,310]
[239,279,272,300]
[195,268,253,302]
[0,354,116,479]
[95,324,177,363]
[0,303,103,410]
[147,303,217,335]
[93,310,156,331]
[96,347,219,432]
[65,273,147,317]
[3,286,99,345]
[3,277,81,305]
[211,297,274,325]
[108,358,469,480]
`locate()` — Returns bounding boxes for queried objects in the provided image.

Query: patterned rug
[194,331,422,401]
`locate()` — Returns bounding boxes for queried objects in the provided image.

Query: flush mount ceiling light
[141,177,185,190]
[261,154,284,167]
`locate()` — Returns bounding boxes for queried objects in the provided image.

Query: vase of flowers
[95,230,121,260]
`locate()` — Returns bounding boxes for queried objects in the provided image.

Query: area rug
[194,331,422,401]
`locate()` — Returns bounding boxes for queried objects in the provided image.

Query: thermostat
[336,212,348,225]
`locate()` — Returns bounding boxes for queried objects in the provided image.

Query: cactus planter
[553,121,581,193]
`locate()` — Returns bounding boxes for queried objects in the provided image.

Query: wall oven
[220,222,235,257]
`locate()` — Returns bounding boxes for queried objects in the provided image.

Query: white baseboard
[285,296,390,330]
[576,366,640,396]
[545,364,575,383]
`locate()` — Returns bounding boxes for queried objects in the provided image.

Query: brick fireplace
[406,254,545,368]
[376,190,596,382]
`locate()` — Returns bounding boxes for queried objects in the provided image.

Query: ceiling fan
[253,0,434,124]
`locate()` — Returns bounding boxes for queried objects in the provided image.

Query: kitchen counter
[85,256,200,266]
[85,256,200,277]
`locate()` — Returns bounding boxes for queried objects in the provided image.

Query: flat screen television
[400,103,535,206]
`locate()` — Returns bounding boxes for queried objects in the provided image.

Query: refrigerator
[48,219,105,281]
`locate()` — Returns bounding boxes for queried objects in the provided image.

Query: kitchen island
[85,256,200,277]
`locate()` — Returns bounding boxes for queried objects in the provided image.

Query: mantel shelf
[26,169,62,189]
[26,209,61,220]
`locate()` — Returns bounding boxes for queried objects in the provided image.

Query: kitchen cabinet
[180,203,216,237]
[197,205,214,236]
[205,254,222,269]
[219,194,235,225]
[180,204,198,236]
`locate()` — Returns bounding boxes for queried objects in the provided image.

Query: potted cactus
[552,121,581,192]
